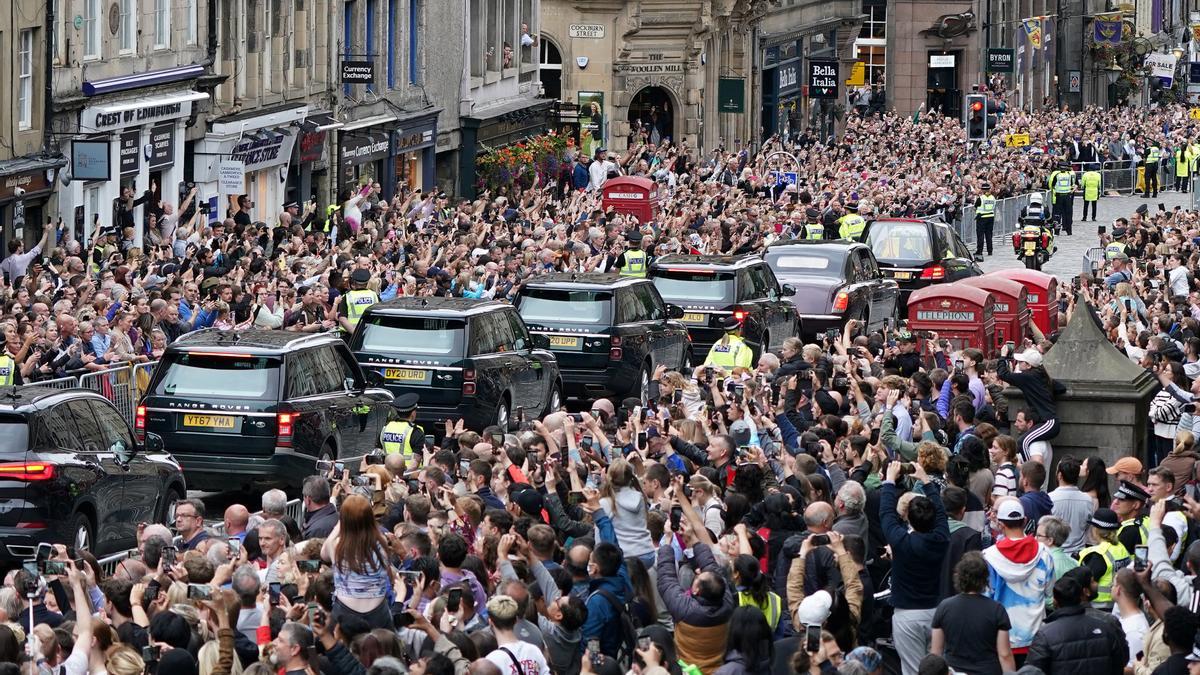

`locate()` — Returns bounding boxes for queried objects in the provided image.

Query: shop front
[392,111,440,192]
[193,103,306,226]
[339,118,393,200]
[289,111,342,209]
[761,42,802,139]
[0,159,62,254]
[60,89,206,248]
[459,99,553,198]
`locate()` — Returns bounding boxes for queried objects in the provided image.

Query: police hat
[350,268,371,284]
[1113,480,1150,503]
[720,316,742,331]
[391,393,419,414]
[283,201,300,210]
[805,207,821,222]
[627,230,643,244]
[1136,204,1149,216]
[1087,507,1121,530]
[1112,227,1127,239]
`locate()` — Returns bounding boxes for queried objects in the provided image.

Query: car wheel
[681,349,692,372]
[160,486,185,525]
[496,395,511,431]
[72,512,94,554]
[545,382,562,416]
[639,364,652,403]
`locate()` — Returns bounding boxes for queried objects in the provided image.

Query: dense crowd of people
[6,101,1200,675]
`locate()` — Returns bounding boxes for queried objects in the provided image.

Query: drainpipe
[43,0,55,156]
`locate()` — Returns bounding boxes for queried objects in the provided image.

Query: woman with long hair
[599,458,655,562]
[714,605,774,675]
[320,494,395,629]
[989,435,1020,499]
[996,345,1066,460]
[732,554,783,633]
[624,557,659,628]
[1079,456,1112,510]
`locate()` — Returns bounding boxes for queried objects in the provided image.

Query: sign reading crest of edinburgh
[808,61,838,99]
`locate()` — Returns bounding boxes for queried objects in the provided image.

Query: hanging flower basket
[476,133,573,193]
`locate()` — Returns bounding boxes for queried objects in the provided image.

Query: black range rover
[514,273,692,400]
[649,254,800,360]
[350,297,563,431]
[138,330,394,492]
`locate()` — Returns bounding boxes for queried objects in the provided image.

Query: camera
[142,645,161,663]
[447,588,463,612]
[365,452,385,466]
[898,462,917,476]
[269,582,281,606]
[13,187,25,197]
[298,559,321,573]
[187,584,212,600]
[40,561,67,576]
[809,534,830,546]
[351,474,373,487]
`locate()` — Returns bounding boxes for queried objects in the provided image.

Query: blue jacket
[880,482,949,610]
[572,163,590,190]
[581,509,631,656]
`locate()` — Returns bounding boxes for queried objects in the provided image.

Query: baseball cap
[1013,349,1043,367]
[1113,252,1131,261]
[795,589,833,626]
[729,419,752,447]
[1087,507,1121,530]
[1106,457,1143,476]
[995,498,1025,522]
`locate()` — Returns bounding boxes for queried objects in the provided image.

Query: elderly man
[224,504,251,541]
[833,481,869,551]
[261,489,288,521]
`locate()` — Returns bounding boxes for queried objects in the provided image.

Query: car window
[504,311,531,350]
[0,415,30,457]
[355,315,467,356]
[471,312,516,355]
[637,284,664,320]
[850,252,869,281]
[652,269,737,303]
[39,406,78,450]
[311,347,348,393]
[333,346,361,387]
[286,350,321,399]
[862,251,882,278]
[751,265,778,297]
[65,400,105,453]
[736,270,757,302]
[865,222,933,262]
[88,400,134,453]
[154,353,282,399]
[759,265,783,292]
[951,229,974,259]
[516,289,613,325]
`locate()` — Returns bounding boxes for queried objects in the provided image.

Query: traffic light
[965,94,988,142]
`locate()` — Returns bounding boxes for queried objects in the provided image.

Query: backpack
[590,588,640,668]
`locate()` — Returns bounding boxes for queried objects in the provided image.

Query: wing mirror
[532,334,551,349]
[142,432,165,454]
[781,284,797,297]
[666,304,685,319]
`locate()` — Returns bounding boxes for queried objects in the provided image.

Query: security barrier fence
[954,191,1048,248]
[17,360,159,427]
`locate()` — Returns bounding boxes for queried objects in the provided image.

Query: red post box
[987,269,1059,337]
[958,276,1031,347]
[906,284,998,357]
[601,176,661,223]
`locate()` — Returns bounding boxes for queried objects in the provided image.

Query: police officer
[803,207,825,240]
[1143,139,1162,198]
[1048,161,1076,235]
[1076,507,1129,611]
[1175,143,1193,193]
[1080,165,1101,222]
[338,268,379,335]
[704,316,753,369]
[974,182,997,257]
[1021,193,1048,224]
[837,203,867,241]
[380,393,422,461]
[0,350,15,387]
[615,230,649,278]
[89,227,117,277]
[1104,226,1130,261]
[1112,480,1150,552]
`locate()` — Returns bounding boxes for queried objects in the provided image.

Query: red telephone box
[988,269,1059,337]
[959,276,1031,346]
[601,177,661,223]
[907,284,998,357]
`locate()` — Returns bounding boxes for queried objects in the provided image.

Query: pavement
[977,190,1193,280]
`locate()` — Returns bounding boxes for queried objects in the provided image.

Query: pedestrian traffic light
[965,94,988,142]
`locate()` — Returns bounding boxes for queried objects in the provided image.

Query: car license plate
[549,335,580,348]
[892,271,913,280]
[682,312,706,324]
[182,414,236,429]
[384,368,427,382]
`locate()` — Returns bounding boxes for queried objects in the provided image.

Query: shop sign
[298,130,328,164]
[82,99,192,133]
[340,60,375,84]
[0,169,51,201]
[578,92,604,158]
[987,48,1015,73]
[717,78,745,113]
[929,54,956,68]
[777,63,800,95]
[228,130,293,172]
[394,126,435,152]
[218,160,245,194]
[341,134,390,164]
[615,63,685,74]
[808,61,838,99]
[119,129,140,176]
[568,23,605,38]
[72,140,110,181]
[148,124,174,169]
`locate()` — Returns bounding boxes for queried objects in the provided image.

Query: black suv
[139,330,394,492]
[350,297,562,432]
[649,254,800,360]
[861,218,983,311]
[0,387,184,562]
[514,273,692,400]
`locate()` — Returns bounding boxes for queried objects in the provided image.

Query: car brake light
[733,308,748,321]
[832,291,850,313]
[463,368,476,396]
[134,405,146,442]
[277,413,294,448]
[921,265,946,280]
[0,462,56,481]
[610,336,623,360]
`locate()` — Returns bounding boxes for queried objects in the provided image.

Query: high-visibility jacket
[380,420,416,458]
[704,334,753,369]
[89,242,105,276]
[804,222,825,240]
[1146,146,1162,164]
[619,249,648,277]
[1117,517,1148,550]
[838,214,867,240]
[977,194,996,218]
[344,289,379,331]
[1050,171,1075,194]
[0,355,14,387]
[1076,540,1130,607]
[1105,241,1129,261]
[737,590,784,631]
[1178,148,1192,177]
[1081,171,1101,201]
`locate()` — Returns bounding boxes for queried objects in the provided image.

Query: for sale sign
[808,61,838,99]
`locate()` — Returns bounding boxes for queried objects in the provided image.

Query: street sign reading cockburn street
[808,61,838,99]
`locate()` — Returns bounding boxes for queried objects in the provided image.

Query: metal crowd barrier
[955,191,1048,248]
[18,360,158,427]
[1083,247,1105,275]
[1096,160,1174,196]
[96,498,306,577]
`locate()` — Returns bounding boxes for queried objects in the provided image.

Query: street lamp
[1105,60,1124,84]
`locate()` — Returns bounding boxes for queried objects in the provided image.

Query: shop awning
[341,114,397,132]
[303,111,344,132]
[82,64,206,97]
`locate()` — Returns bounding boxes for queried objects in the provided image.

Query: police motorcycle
[1011,194,1056,270]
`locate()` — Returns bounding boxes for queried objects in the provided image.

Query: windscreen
[0,418,27,457]
[652,270,736,303]
[517,289,612,324]
[355,316,466,356]
[765,251,840,277]
[154,353,281,398]
[864,222,934,263]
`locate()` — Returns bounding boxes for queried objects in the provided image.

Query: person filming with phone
[996,343,1066,463]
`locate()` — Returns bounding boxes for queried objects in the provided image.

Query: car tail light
[277,413,294,448]
[610,336,623,360]
[832,291,850,313]
[134,405,146,442]
[463,368,476,396]
[733,308,748,321]
[0,462,56,481]
[920,265,946,280]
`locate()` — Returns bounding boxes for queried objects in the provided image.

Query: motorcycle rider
[1020,193,1049,226]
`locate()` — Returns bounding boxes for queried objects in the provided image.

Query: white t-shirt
[486,640,551,675]
[1117,609,1149,667]
[1169,265,1190,297]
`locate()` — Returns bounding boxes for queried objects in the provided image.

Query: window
[386,0,396,88]
[408,0,421,84]
[365,0,376,92]
[343,0,354,95]
[354,316,467,356]
[154,354,282,399]
[154,0,171,48]
[854,0,886,86]
[119,0,136,53]
[516,290,612,325]
[504,311,531,350]
[263,0,275,93]
[635,285,664,321]
[88,401,134,453]
[18,29,33,130]
[83,0,101,59]
[65,401,105,453]
[185,0,198,44]
[519,0,532,64]
[485,0,499,73]
[53,0,65,63]
[41,408,79,450]
[470,0,484,78]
